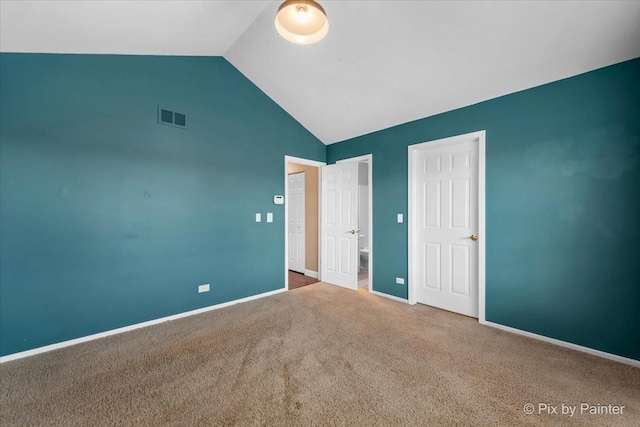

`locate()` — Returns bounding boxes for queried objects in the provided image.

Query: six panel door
[320,162,359,290]
[288,172,305,273]
[411,138,479,317]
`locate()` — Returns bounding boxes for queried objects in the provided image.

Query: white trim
[484,321,640,367]
[407,130,486,323]
[317,166,322,282]
[284,155,326,291]
[408,144,415,305]
[336,154,371,163]
[0,288,287,364]
[478,131,487,323]
[367,156,373,294]
[370,290,409,304]
[478,133,486,323]
[304,269,318,279]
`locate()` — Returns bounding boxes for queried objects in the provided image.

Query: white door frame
[284,155,326,291]
[336,154,373,293]
[407,131,486,323]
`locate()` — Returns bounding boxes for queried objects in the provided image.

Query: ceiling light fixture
[275,0,329,45]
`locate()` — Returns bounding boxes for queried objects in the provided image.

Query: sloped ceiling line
[2,0,640,145]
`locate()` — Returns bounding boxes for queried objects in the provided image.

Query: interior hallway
[288,271,318,290]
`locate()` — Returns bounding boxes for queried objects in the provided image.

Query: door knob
[467,234,478,241]
[349,229,361,235]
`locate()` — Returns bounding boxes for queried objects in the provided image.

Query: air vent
[174,112,186,127]
[158,106,187,129]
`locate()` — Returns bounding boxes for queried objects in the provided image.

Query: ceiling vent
[158,106,187,129]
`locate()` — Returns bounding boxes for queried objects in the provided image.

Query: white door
[410,136,479,317]
[321,162,359,290]
[288,172,305,273]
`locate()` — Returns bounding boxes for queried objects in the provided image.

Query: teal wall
[0,54,325,357]
[327,58,640,360]
[2,53,638,361]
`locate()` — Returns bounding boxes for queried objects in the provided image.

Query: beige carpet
[1,282,638,426]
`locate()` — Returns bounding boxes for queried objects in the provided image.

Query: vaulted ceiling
[2,1,640,144]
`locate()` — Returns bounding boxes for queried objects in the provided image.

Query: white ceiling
[226,1,640,143]
[2,1,640,144]
[0,0,271,56]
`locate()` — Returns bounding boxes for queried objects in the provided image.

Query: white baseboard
[304,270,318,279]
[370,290,409,304]
[483,321,640,368]
[0,288,287,364]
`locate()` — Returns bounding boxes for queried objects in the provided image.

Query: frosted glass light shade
[275,0,329,45]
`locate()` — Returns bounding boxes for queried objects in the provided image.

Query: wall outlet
[397,214,403,223]
[255,213,261,222]
[395,277,405,285]
[198,284,210,293]
[267,212,273,223]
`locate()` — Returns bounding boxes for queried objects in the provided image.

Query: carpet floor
[1,283,638,426]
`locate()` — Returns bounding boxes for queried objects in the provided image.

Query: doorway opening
[284,154,372,293]
[357,160,371,291]
[284,156,325,291]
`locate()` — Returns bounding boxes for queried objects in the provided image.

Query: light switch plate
[267,213,273,223]
[255,213,261,222]
[397,214,403,223]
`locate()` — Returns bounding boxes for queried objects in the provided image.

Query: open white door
[288,172,305,273]
[321,161,359,290]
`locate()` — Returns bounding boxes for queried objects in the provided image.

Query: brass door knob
[469,234,478,241]
[349,229,361,235]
